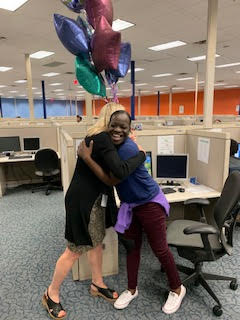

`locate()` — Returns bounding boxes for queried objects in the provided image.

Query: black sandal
[90,283,118,302]
[42,289,66,320]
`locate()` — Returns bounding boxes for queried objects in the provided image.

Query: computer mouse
[178,187,185,193]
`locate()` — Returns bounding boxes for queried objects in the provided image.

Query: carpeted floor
[0,186,239,320]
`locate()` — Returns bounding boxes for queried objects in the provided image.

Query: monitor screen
[156,154,188,179]
[144,151,152,176]
[23,137,40,151]
[234,143,240,158]
[0,136,21,153]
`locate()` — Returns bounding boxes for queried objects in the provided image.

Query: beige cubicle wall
[186,129,230,191]
[212,122,240,142]
[0,124,59,152]
[0,123,60,189]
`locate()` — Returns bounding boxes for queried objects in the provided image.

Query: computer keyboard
[8,155,33,159]
[161,187,177,194]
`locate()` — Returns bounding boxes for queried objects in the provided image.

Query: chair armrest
[184,198,210,206]
[184,223,219,259]
[184,223,219,235]
[184,198,210,223]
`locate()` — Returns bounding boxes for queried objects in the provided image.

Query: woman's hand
[78,140,93,160]
[137,144,146,154]
[129,129,137,143]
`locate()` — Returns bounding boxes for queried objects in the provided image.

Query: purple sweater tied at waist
[114,188,170,234]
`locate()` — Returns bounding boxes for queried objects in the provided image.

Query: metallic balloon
[92,16,121,73]
[85,0,113,29]
[105,42,131,84]
[75,56,106,97]
[76,10,94,45]
[54,13,89,56]
[61,0,85,13]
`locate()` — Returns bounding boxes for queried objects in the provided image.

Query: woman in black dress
[42,103,145,320]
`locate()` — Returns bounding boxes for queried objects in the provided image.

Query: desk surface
[0,155,34,163]
[0,152,60,163]
[114,183,221,206]
[165,185,220,203]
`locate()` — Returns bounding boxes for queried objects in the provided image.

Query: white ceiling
[1,0,240,100]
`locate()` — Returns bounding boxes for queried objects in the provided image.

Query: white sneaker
[114,289,138,310]
[162,285,186,314]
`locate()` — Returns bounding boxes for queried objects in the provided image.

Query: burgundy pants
[124,202,181,290]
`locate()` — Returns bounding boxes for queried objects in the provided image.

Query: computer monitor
[234,143,240,158]
[144,151,152,176]
[23,137,40,151]
[0,136,21,153]
[156,154,189,183]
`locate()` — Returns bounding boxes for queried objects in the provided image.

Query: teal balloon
[75,56,106,97]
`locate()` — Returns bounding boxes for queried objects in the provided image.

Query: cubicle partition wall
[136,128,187,179]
[186,130,230,191]
[0,124,60,190]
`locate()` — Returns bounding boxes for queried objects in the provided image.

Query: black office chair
[167,171,240,317]
[32,148,62,196]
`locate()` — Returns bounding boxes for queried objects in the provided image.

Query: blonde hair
[87,102,125,136]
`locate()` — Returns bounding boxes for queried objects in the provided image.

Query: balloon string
[111,83,119,103]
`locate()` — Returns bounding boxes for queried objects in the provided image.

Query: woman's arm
[79,140,119,186]
[89,132,146,180]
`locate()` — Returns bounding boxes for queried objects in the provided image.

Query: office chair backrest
[35,148,59,172]
[214,171,240,254]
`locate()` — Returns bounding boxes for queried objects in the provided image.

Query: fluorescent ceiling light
[35,92,42,94]
[30,51,55,59]
[0,66,13,72]
[0,85,7,88]
[42,72,60,77]
[53,89,64,92]
[49,83,62,86]
[148,40,186,51]
[19,94,27,96]
[56,93,65,96]
[118,80,125,83]
[198,81,205,84]
[135,83,147,86]
[152,73,173,78]
[141,90,150,93]
[225,85,238,88]
[127,68,144,73]
[235,71,240,73]
[154,85,168,88]
[32,87,37,90]
[176,77,194,81]
[9,90,18,93]
[112,19,135,31]
[214,83,226,86]
[77,90,85,93]
[121,89,131,92]
[187,54,220,62]
[216,62,240,68]
[172,87,184,90]
[0,0,29,11]
[15,79,27,83]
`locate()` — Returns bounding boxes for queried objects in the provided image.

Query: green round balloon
[75,56,106,97]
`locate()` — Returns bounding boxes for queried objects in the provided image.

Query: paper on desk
[158,135,174,154]
[186,185,215,194]
[197,137,210,164]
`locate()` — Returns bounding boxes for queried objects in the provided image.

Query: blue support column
[130,60,135,120]
[41,80,47,119]
[157,91,160,115]
[0,96,2,118]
